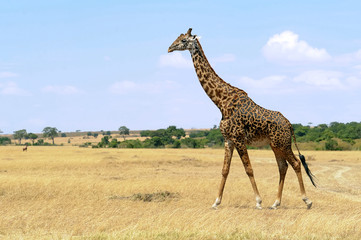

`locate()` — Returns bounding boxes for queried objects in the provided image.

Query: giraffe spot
[216,89,222,98]
[204,85,209,93]
[204,73,210,80]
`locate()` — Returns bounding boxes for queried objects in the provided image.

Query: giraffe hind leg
[270,149,288,209]
[286,150,313,209]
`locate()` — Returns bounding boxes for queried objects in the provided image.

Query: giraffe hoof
[255,205,262,210]
[212,203,219,209]
[270,200,280,210]
[303,197,313,209]
[268,206,278,210]
[212,198,221,209]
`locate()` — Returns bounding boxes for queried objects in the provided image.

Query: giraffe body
[168,28,315,209]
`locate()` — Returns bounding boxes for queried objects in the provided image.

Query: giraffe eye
[181,39,187,43]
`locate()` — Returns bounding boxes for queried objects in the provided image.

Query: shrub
[118,140,143,148]
[181,138,206,148]
[109,139,120,148]
[0,137,11,145]
[325,139,341,151]
[172,140,181,148]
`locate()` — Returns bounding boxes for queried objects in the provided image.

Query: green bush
[118,140,143,148]
[325,139,341,150]
[108,139,119,148]
[0,137,11,145]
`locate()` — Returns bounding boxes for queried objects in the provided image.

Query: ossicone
[186,28,192,36]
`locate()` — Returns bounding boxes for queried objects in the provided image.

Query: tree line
[0,126,130,146]
[293,122,361,150]
[92,125,224,149]
[94,122,361,150]
[2,122,361,150]
[9,127,60,145]
[293,122,361,142]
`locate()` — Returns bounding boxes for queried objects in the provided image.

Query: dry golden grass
[0,146,360,239]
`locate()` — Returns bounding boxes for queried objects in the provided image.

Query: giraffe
[168,28,316,209]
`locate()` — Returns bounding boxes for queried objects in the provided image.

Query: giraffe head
[168,28,199,53]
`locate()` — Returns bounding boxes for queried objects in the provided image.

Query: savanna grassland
[0,146,360,239]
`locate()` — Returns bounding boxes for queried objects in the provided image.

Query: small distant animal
[23,145,28,152]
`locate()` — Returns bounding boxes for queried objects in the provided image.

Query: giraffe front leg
[212,140,234,209]
[236,143,262,209]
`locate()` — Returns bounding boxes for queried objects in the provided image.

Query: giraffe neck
[189,39,237,110]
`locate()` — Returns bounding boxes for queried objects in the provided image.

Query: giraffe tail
[291,127,317,187]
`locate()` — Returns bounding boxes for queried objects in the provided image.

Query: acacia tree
[13,129,27,144]
[28,133,38,145]
[119,126,130,140]
[42,127,59,145]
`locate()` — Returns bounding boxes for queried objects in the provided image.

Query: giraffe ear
[194,35,201,40]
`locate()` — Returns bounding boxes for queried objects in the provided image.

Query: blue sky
[1,1,361,134]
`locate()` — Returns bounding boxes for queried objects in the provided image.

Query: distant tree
[325,139,339,150]
[93,133,99,138]
[13,129,27,144]
[0,129,3,134]
[76,130,81,133]
[119,126,130,140]
[42,127,59,145]
[172,140,181,148]
[98,136,110,147]
[109,138,120,148]
[140,130,152,137]
[61,133,67,137]
[0,137,11,145]
[166,125,185,139]
[28,133,38,145]
[87,132,93,136]
[206,127,224,146]
[150,136,164,148]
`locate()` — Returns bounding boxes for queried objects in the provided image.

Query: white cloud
[238,75,286,89]
[353,64,361,70]
[159,52,193,68]
[109,80,178,95]
[293,70,344,89]
[0,71,18,78]
[0,81,30,96]
[345,76,361,88]
[262,31,331,63]
[334,49,361,64]
[42,85,81,95]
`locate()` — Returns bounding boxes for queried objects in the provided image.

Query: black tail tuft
[299,154,317,187]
